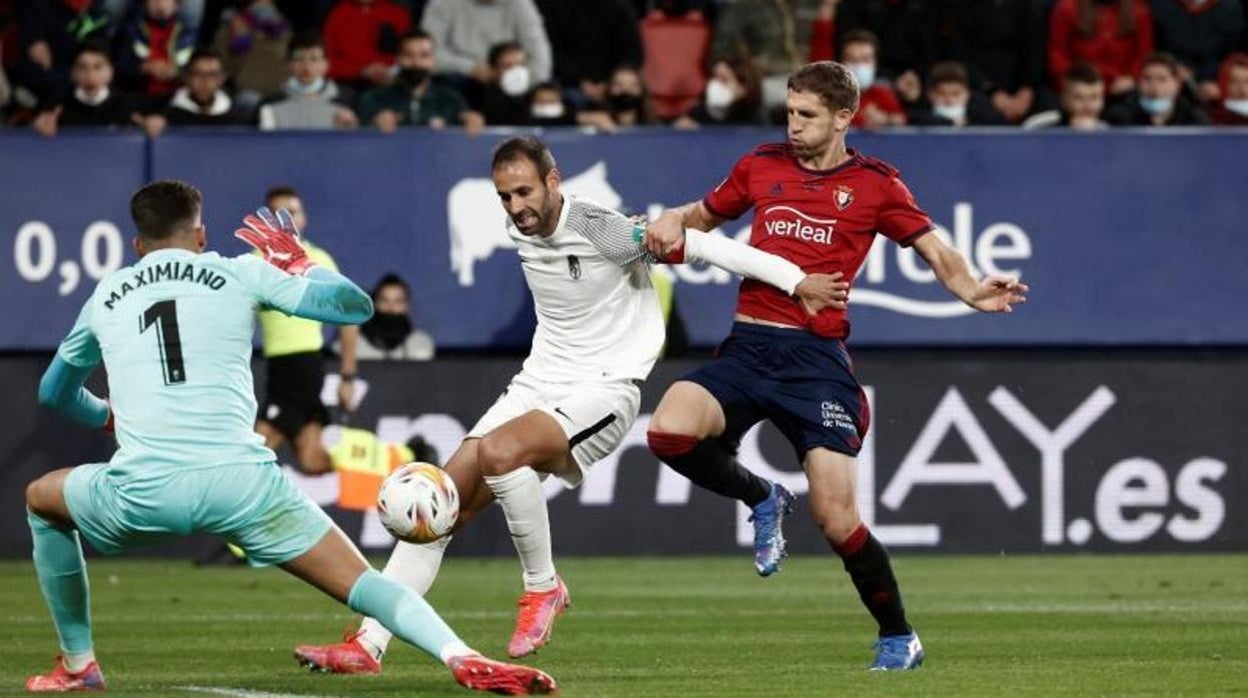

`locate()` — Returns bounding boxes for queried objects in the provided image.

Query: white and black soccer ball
[377,462,460,543]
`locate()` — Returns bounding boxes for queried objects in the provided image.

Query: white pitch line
[175,686,337,698]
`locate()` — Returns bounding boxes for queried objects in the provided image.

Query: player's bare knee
[818,513,862,547]
[477,434,523,477]
[25,477,47,513]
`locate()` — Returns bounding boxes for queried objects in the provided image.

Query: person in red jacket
[1048,0,1153,97]
[322,0,410,89]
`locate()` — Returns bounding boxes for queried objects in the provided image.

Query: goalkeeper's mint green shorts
[63,461,332,567]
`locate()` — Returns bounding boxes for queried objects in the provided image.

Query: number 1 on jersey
[140,300,187,385]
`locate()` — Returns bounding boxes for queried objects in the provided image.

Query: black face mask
[362,312,412,350]
[398,68,430,89]
[608,93,642,113]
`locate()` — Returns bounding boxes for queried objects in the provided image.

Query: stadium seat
[640,11,711,120]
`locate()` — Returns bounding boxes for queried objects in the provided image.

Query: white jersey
[511,195,664,384]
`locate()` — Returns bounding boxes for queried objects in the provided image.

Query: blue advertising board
[2,129,1245,349]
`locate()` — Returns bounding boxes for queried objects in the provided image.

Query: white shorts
[468,371,642,486]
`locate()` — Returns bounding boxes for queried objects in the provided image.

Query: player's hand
[795,272,849,315]
[234,207,316,276]
[338,378,356,413]
[967,275,1028,313]
[643,211,686,262]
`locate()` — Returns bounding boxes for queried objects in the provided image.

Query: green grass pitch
[2,555,1246,696]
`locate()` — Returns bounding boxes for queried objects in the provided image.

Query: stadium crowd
[2,0,1247,136]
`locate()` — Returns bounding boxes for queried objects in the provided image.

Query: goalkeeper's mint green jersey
[55,248,371,473]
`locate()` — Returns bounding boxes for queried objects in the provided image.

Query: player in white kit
[294,137,849,672]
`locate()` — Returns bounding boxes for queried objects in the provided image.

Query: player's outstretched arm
[295,268,374,326]
[913,232,1029,313]
[643,201,724,260]
[682,230,848,312]
[234,207,373,325]
[37,355,110,430]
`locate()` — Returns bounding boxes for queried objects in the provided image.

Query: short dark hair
[1065,62,1103,87]
[372,273,411,300]
[402,28,434,48]
[928,61,969,88]
[488,41,525,69]
[839,29,879,57]
[130,180,202,241]
[787,61,859,112]
[265,185,300,207]
[74,39,111,64]
[187,47,223,69]
[1141,52,1181,77]
[492,136,557,180]
[286,31,325,60]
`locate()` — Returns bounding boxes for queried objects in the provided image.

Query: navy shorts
[683,323,870,460]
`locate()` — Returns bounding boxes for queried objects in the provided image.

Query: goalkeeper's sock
[346,569,471,665]
[834,524,912,637]
[484,467,558,593]
[357,536,452,659]
[648,431,771,506]
[28,509,95,663]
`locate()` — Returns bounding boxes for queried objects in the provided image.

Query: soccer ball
[377,462,460,543]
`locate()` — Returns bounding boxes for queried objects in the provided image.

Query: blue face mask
[847,62,876,89]
[1139,96,1174,116]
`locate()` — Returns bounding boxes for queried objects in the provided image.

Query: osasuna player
[294,136,849,672]
[23,181,556,695]
[642,62,1028,671]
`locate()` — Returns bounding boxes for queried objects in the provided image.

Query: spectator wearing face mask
[352,274,435,361]
[1150,0,1245,103]
[356,29,485,133]
[1209,52,1248,125]
[257,31,356,129]
[31,40,139,136]
[478,40,531,125]
[839,28,904,129]
[535,0,641,110]
[909,60,1006,126]
[420,0,552,89]
[1022,62,1108,129]
[527,79,574,125]
[672,55,762,128]
[577,63,653,130]
[1106,51,1209,125]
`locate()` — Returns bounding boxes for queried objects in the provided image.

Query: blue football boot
[747,482,796,576]
[870,632,924,671]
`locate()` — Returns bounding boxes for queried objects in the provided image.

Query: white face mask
[500,65,531,97]
[705,78,735,110]
[933,102,967,123]
[1223,98,1248,116]
[847,62,876,89]
[531,102,565,120]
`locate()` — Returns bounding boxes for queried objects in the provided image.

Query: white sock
[357,536,452,659]
[484,467,558,593]
[62,650,95,673]
[437,639,476,665]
